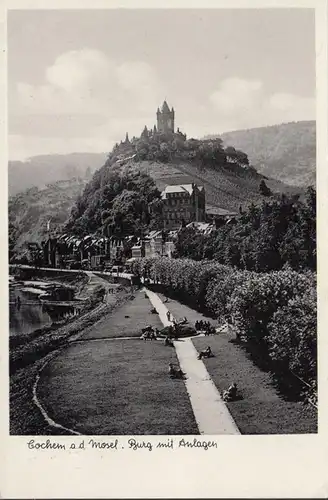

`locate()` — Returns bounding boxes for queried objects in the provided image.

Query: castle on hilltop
[120,100,186,148]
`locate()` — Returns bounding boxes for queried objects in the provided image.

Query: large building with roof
[161,183,205,230]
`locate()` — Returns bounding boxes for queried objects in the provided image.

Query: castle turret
[157,100,175,133]
[141,125,149,139]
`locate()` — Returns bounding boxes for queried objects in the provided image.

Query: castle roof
[161,100,171,113]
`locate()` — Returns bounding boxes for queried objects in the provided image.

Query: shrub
[268,287,317,386]
[226,270,314,344]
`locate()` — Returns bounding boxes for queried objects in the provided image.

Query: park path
[144,289,240,435]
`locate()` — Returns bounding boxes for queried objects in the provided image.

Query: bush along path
[144,288,240,435]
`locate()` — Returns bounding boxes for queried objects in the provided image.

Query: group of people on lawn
[142,308,239,400]
[195,320,215,335]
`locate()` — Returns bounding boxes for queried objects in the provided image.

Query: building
[161,183,205,230]
[186,221,214,235]
[205,205,238,227]
[129,231,176,260]
[157,100,175,133]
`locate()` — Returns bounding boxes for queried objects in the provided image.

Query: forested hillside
[215,121,315,187]
[9,178,87,258]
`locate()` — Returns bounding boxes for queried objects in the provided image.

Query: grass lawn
[193,336,317,434]
[38,338,198,435]
[81,290,163,340]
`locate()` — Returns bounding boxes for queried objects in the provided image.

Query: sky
[8,8,315,160]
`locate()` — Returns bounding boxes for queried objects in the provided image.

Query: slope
[9,152,107,196]
[122,159,301,212]
[216,121,316,187]
[9,178,87,257]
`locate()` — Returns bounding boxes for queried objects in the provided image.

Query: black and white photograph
[7,6,319,441]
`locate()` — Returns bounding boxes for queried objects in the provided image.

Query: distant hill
[9,178,88,257]
[8,152,107,196]
[205,121,316,187]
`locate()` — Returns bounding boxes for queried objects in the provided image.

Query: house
[186,221,214,235]
[129,231,176,260]
[205,205,238,227]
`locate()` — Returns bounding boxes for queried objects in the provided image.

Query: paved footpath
[144,288,240,435]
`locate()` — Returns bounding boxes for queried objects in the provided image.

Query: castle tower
[157,100,175,133]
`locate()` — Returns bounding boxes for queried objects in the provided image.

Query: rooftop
[205,204,238,216]
[162,183,204,198]
[161,100,171,113]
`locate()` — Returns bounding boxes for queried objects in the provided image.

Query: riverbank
[10,271,134,434]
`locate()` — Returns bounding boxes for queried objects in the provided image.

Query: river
[9,276,76,337]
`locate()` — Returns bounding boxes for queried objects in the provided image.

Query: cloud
[9,56,315,159]
[11,48,163,122]
[209,77,315,131]
[45,49,115,93]
[9,49,165,159]
[210,78,264,115]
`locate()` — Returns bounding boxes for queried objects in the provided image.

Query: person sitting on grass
[198,346,213,360]
[149,329,158,340]
[168,363,185,379]
[168,325,174,338]
[223,382,238,402]
[164,335,174,347]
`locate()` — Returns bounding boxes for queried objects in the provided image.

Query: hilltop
[8,152,107,196]
[212,121,316,187]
